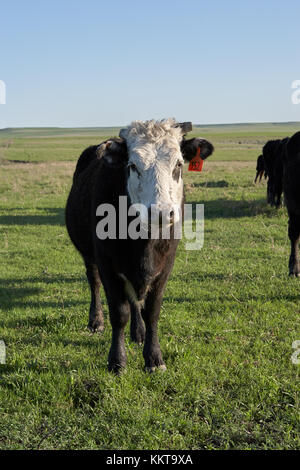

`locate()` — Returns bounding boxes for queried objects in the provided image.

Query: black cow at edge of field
[65,119,214,373]
[263,139,288,208]
[283,131,300,277]
[254,154,266,183]
[255,138,289,208]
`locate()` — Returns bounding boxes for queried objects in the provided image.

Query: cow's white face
[121,120,184,226]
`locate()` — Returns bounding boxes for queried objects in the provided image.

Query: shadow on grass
[0,310,92,333]
[191,180,229,188]
[171,272,244,282]
[1,159,40,164]
[187,198,276,219]
[0,208,65,226]
[0,299,88,315]
[163,292,300,303]
[0,275,86,311]
[0,275,84,285]
[0,199,275,226]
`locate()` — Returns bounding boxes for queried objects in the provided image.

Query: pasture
[0,123,299,449]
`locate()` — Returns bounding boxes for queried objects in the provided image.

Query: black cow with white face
[66,119,214,373]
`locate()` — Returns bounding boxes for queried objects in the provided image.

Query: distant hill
[0,122,299,139]
[0,127,120,139]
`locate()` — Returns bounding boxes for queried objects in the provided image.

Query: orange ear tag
[188,147,203,172]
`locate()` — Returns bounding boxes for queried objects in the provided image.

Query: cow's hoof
[108,348,127,375]
[145,364,167,373]
[289,272,300,278]
[108,362,126,375]
[87,322,105,334]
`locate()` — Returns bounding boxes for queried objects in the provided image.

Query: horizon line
[1,120,300,131]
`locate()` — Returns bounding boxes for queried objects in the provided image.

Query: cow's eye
[173,160,183,182]
[128,163,138,172]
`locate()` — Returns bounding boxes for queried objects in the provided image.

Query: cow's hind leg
[130,303,145,345]
[288,213,300,277]
[85,261,105,332]
[275,185,283,208]
[267,180,274,206]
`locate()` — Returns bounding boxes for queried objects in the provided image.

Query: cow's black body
[66,135,213,372]
[283,132,300,277]
[256,132,300,276]
[254,154,266,183]
[262,139,288,207]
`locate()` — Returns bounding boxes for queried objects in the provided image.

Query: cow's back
[66,144,127,261]
[284,132,300,215]
[66,152,99,260]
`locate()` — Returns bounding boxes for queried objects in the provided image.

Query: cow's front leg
[142,275,169,372]
[288,213,300,277]
[107,299,130,373]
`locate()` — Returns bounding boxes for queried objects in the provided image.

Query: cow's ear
[175,122,193,134]
[119,127,128,140]
[96,138,128,168]
[181,137,214,162]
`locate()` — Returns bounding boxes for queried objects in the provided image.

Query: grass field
[0,123,299,450]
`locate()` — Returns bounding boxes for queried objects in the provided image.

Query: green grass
[1,122,300,163]
[0,125,299,449]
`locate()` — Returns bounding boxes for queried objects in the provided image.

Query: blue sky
[0,0,300,127]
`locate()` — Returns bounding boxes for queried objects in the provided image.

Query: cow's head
[255,154,265,183]
[115,119,214,226]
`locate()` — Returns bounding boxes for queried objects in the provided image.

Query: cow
[65,119,214,373]
[256,131,300,276]
[283,131,300,277]
[254,154,266,183]
[263,139,284,207]
[255,139,288,208]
